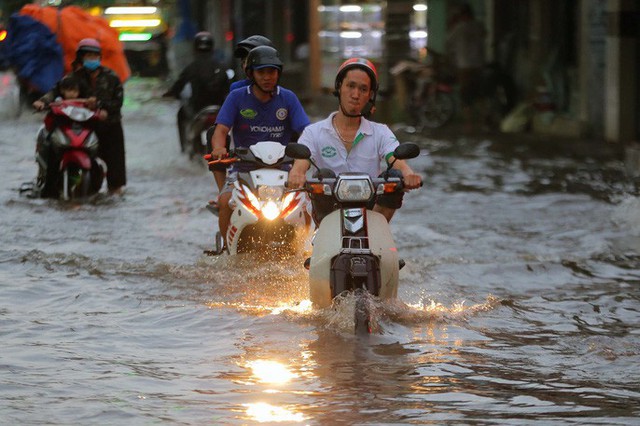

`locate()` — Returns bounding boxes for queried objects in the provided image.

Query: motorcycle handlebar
[204,149,293,168]
[203,153,238,166]
[300,176,406,192]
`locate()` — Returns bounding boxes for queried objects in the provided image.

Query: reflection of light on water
[208,294,498,335]
[248,360,297,385]
[271,299,313,315]
[406,299,468,314]
[240,358,308,423]
[244,402,307,423]
[612,195,640,235]
[379,296,500,333]
[207,299,314,316]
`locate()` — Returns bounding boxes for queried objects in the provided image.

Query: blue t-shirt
[229,79,251,91]
[217,85,310,171]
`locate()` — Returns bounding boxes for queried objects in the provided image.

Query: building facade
[175,0,639,144]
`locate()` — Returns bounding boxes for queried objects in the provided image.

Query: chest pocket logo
[321,146,337,158]
[240,108,257,119]
[276,108,288,120]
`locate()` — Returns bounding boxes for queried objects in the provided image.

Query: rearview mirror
[285,143,311,160]
[393,143,420,160]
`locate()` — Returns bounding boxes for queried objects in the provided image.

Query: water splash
[612,195,640,235]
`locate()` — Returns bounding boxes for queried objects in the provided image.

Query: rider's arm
[96,74,124,116]
[390,158,422,189]
[288,125,314,189]
[211,123,231,158]
[163,64,191,98]
[288,159,310,189]
[377,124,422,190]
[210,91,238,158]
[33,85,60,110]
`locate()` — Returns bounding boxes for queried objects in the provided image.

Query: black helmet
[246,46,283,72]
[234,35,274,59]
[194,31,214,52]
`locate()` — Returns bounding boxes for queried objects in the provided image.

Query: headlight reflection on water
[406,299,468,314]
[242,360,308,423]
[207,300,313,316]
[244,402,307,423]
[247,360,297,385]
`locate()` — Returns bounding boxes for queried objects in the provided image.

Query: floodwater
[1,75,639,425]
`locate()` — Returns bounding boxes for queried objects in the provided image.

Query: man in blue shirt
[210,45,310,250]
[206,35,275,190]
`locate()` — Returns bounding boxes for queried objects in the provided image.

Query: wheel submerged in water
[354,289,372,334]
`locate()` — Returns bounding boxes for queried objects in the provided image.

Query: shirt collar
[246,85,281,96]
[325,112,373,136]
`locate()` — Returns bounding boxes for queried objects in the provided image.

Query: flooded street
[1,75,639,424]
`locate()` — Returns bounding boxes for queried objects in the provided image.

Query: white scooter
[285,142,421,334]
[205,141,312,256]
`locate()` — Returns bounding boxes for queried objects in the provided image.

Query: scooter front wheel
[354,289,372,335]
[61,166,91,201]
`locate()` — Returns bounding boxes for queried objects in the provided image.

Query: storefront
[312,1,431,92]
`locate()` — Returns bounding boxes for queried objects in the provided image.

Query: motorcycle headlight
[239,184,282,220]
[261,200,280,220]
[335,177,374,203]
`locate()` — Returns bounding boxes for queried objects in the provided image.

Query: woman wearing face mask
[34,38,127,196]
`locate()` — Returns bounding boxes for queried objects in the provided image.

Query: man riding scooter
[163,31,230,156]
[34,38,126,196]
[288,58,422,224]
[208,45,310,254]
[204,34,275,191]
[285,59,422,326]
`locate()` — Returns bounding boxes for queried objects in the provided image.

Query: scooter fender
[35,126,48,168]
[60,150,92,171]
[226,191,258,255]
[309,209,399,308]
[366,210,399,301]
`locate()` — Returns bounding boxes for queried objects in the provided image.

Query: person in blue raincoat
[3,13,64,102]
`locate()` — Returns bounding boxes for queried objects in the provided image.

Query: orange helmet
[334,58,378,95]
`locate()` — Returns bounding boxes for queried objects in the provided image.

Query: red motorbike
[22,100,106,200]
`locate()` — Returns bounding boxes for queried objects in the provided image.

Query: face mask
[83,59,101,71]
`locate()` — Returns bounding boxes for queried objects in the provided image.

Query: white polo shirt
[298,112,399,178]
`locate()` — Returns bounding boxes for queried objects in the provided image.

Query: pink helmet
[76,38,102,55]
